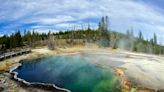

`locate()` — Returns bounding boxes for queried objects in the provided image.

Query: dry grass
[0,62,8,72]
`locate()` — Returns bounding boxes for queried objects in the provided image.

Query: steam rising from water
[14,54,120,92]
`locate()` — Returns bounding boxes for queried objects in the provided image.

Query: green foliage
[0,16,163,55]
[0,30,48,50]
[0,31,23,50]
[153,33,157,45]
[139,31,143,40]
[98,16,110,47]
[112,42,118,49]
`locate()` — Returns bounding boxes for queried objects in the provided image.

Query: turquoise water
[14,54,120,92]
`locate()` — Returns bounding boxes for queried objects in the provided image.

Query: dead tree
[48,31,55,50]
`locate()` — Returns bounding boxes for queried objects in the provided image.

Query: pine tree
[126,30,130,38]
[99,16,110,47]
[139,31,143,40]
[153,33,157,45]
[15,31,23,47]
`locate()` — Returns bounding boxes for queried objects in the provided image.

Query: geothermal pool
[13,54,120,92]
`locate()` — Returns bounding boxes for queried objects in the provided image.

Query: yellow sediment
[114,67,156,92]
[0,46,159,92]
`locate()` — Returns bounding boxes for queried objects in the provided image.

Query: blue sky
[0,0,164,44]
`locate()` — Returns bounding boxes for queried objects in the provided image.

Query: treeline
[53,16,164,55]
[0,30,48,51]
[0,31,23,50]
[53,28,164,55]
[0,16,164,55]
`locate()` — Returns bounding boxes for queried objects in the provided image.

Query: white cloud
[0,0,164,44]
[39,16,76,25]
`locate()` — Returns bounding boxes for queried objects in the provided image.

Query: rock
[114,68,124,76]
[122,79,132,90]
[157,89,164,92]
[0,87,4,91]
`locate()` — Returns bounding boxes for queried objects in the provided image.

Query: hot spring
[13,53,121,92]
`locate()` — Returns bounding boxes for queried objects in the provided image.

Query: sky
[0,0,164,44]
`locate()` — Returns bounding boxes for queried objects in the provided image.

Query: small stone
[0,87,4,91]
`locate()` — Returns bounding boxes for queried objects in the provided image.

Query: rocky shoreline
[0,47,85,92]
[0,47,57,92]
[0,47,164,92]
[9,62,70,92]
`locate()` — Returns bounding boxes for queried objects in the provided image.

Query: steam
[14,53,120,92]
